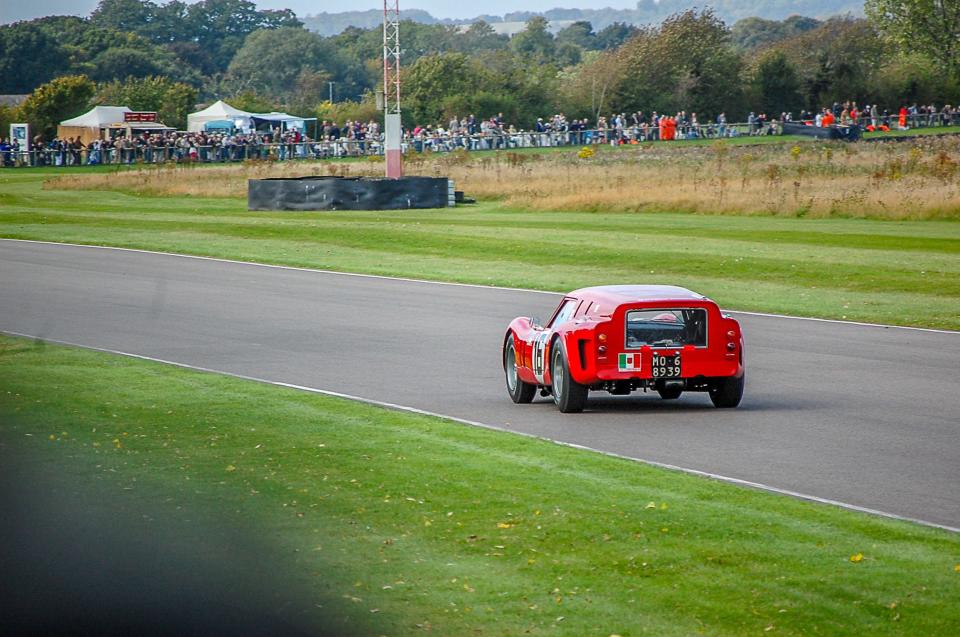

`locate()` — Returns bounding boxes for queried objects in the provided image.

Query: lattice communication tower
[383,0,402,178]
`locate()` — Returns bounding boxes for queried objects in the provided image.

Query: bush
[17,75,96,138]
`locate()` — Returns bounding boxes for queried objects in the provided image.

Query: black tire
[710,372,744,408]
[504,336,536,404]
[550,339,588,413]
[657,386,683,400]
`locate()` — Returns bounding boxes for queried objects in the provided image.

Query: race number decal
[531,332,550,383]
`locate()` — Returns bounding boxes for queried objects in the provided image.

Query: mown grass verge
[38,136,960,219]
[1,335,958,636]
[1,170,958,329]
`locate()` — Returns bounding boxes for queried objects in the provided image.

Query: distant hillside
[301,9,438,36]
[303,1,864,36]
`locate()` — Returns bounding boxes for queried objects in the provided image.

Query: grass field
[2,335,958,636]
[43,135,960,219]
[1,169,958,329]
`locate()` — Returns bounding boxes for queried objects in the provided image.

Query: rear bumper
[569,345,742,385]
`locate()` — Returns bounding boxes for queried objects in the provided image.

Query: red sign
[123,111,158,123]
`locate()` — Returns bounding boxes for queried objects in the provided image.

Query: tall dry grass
[46,138,960,220]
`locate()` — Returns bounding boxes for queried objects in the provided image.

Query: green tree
[731,17,786,50]
[556,42,584,67]
[594,22,639,50]
[866,52,958,106]
[17,75,96,138]
[556,21,596,49]
[404,52,483,125]
[29,15,201,87]
[865,0,960,77]
[752,50,803,116]
[510,16,556,61]
[225,27,340,99]
[771,17,890,110]
[148,0,189,41]
[185,0,303,73]
[732,16,820,51]
[454,21,509,54]
[90,48,171,82]
[90,0,156,33]
[557,49,624,120]
[616,9,744,118]
[93,75,197,129]
[0,22,71,93]
[226,91,277,113]
[0,104,16,141]
[478,48,560,125]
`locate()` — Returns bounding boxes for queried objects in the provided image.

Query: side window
[548,299,577,328]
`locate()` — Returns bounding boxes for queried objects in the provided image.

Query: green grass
[1,335,958,635]
[1,170,958,329]
[862,125,960,140]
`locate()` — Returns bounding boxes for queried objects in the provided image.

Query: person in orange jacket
[821,110,835,127]
[898,106,908,129]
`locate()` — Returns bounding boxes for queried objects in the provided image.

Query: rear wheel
[550,339,588,413]
[504,337,536,404]
[709,373,744,408]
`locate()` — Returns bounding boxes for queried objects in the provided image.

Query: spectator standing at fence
[0,138,12,167]
[840,106,851,125]
[70,137,84,165]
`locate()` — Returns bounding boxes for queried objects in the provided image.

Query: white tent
[58,106,135,144]
[60,106,132,128]
[187,100,252,132]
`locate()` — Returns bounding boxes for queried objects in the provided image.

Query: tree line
[1,0,958,138]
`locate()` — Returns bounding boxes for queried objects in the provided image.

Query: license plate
[651,353,681,378]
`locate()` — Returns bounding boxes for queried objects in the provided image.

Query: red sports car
[503,285,745,412]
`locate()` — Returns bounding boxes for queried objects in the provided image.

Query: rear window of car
[625,308,707,348]
[550,299,579,327]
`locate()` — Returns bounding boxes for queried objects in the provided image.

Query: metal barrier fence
[0,122,766,168]
[2,115,958,168]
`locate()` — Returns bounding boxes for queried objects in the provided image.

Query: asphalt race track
[2,240,958,530]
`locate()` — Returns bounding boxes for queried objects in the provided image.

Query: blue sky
[1,0,637,24]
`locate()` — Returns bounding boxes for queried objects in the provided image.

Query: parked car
[503,285,744,413]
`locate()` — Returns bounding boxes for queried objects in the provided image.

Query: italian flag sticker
[619,352,641,371]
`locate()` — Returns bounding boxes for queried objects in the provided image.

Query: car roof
[568,285,708,305]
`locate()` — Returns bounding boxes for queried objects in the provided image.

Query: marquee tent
[58,106,132,144]
[187,100,253,132]
[250,111,315,133]
[60,105,132,128]
[187,101,318,135]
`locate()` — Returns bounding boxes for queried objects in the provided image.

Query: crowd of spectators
[791,101,959,132]
[3,102,959,167]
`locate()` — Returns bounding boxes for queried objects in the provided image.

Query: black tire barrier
[781,122,862,141]
[248,175,451,211]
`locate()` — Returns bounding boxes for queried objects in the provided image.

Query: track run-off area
[1,239,958,530]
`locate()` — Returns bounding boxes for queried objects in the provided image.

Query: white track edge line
[3,237,957,334]
[4,328,957,534]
